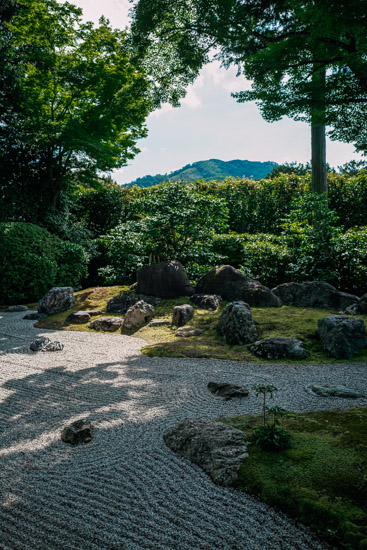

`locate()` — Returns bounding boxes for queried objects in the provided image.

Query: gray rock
[172,304,194,327]
[123,301,155,330]
[196,265,281,307]
[23,312,48,320]
[339,303,360,316]
[107,294,161,314]
[306,384,366,398]
[38,287,76,315]
[190,294,222,310]
[85,310,102,316]
[30,337,63,352]
[149,320,171,327]
[66,311,91,324]
[61,419,94,445]
[250,337,309,360]
[176,328,203,337]
[272,281,359,310]
[163,418,248,486]
[89,317,123,332]
[360,293,367,314]
[137,261,194,299]
[6,305,28,312]
[318,315,367,358]
[217,301,258,345]
[207,382,249,400]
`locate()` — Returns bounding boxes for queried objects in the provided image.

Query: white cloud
[149,103,175,118]
[181,75,204,108]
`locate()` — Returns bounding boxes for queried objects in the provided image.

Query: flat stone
[66,311,91,324]
[6,305,28,312]
[85,310,102,316]
[306,384,366,398]
[29,337,63,352]
[207,382,249,400]
[23,312,48,320]
[149,320,171,327]
[176,328,203,337]
[164,418,248,486]
[61,419,94,445]
[172,304,194,327]
[123,300,155,330]
[250,337,309,360]
[217,301,258,345]
[318,316,367,358]
[89,317,123,332]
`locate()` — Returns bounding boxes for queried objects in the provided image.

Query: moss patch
[222,408,367,550]
[33,286,367,363]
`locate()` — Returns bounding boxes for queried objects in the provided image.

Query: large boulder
[88,317,123,332]
[317,316,367,358]
[38,287,76,315]
[123,300,155,330]
[190,294,221,311]
[196,265,281,307]
[172,304,194,327]
[250,337,309,360]
[272,281,359,310]
[107,293,161,314]
[217,301,258,345]
[137,261,194,299]
[163,418,248,486]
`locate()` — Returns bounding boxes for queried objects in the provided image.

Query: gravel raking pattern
[1,312,367,549]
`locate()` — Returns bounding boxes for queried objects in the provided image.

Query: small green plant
[252,384,291,451]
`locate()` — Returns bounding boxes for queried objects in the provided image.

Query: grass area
[31,286,367,363]
[221,408,367,550]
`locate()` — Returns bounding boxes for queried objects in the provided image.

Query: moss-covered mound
[222,408,367,550]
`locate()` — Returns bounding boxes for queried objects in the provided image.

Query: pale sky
[72,0,363,184]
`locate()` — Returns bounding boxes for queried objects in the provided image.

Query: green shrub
[54,240,88,289]
[333,227,367,295]
[239,234,291,287]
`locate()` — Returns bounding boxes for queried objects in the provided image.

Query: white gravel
[1,311,367,550]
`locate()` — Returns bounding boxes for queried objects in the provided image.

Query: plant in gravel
[252,384,291,451]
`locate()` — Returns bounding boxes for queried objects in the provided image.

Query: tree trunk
[311,123,327,194]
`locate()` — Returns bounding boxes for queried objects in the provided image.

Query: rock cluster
[164,418,248,486]
[250,337,309,360]
[137,261,194,298]
[172,304,194,327]
[107,293,160,314]
[317,315,367,358]
[217,301,258,345]
[38,287,76,315]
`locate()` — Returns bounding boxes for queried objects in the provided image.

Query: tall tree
[0,0,152,220]
[132,0,367,194]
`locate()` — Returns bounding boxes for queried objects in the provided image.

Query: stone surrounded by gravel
[66,311,91,324]
[175,328,203,337]
[30,337,63,352]
[318,315,367,358]
[23,312,48,320]
[38,286,76,315]
[1,311,366,549]
[89,316,123,332]
[61,419,94,444]
[172,304,194,327]
[164,418,248,486]
[306,384,366,398]
[123,300,155,330]
[6,305,28,312]
[250,337,309,360]
[217,301,258,345]
[208,382,249,400]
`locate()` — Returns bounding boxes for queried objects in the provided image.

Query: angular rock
[6,305,28,312]
[163,418,248,486]
[107,294,161,314]
[306,384,366,398]
[207,382,249,400]
[318,315,367,358]
[149,320,171,327]
[137,261,194,299]
[250,337,309,360]
[190,294,222,311]
[66,311,91,324]
[23,312,48,320]
[172,304,194,327]
[123,300,155,330]
[30,337,63,352]
[61,419,94,445]
[360,293,367,314]
[272,281,359,310]
[176,328,203,337]
[38,287,76,315]
[89,317,123,332]
[196,265,280,307]
[217,301,258,345]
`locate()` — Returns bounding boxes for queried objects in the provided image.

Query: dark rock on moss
[163,418,248,486]
[217,301,258,345]
[250,337,309,360]
[207,382,249,400]
[190,294,221,310]
[272,281,359,310]
[107,294,161,314]
[360,293,367,314]
[89,317,123,332]
[66,311,91,324]
[172,304,194,327]
[318,315,367,358]
[61,419,94,445]
[149,320,171,327]
[137,261,194,298]
[38,287,76,315]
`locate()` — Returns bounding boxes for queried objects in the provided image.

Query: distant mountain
[125,159,278,187]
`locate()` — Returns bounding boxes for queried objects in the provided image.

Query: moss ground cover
[31,286,367,363]
[222,408,367,550]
